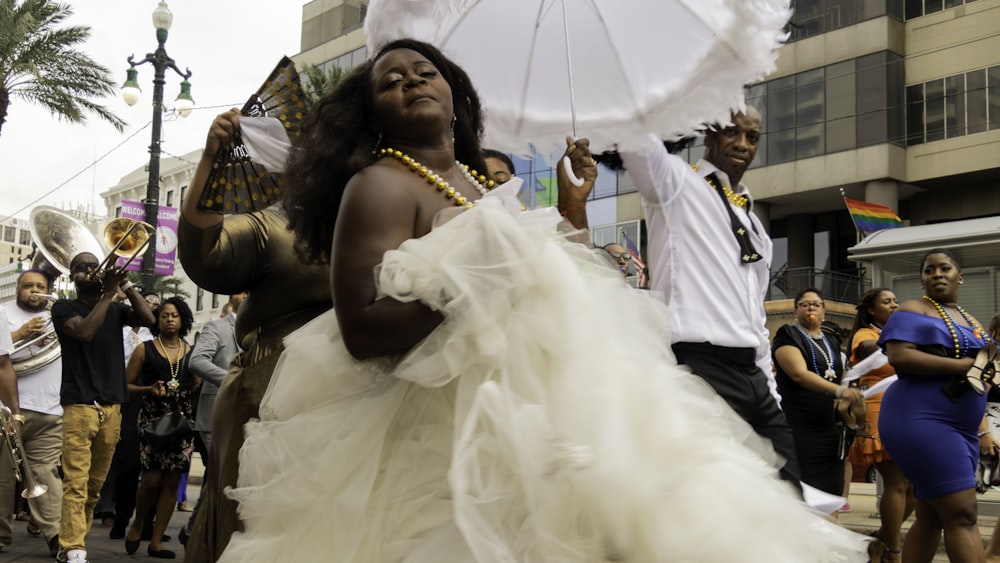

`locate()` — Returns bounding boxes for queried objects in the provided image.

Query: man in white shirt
[620,107,802,490]
[0,270,64,555]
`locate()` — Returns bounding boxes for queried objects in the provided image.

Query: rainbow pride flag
[844,197,904,234]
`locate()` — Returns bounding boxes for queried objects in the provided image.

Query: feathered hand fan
[198,56,305,214]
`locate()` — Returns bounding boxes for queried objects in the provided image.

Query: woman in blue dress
[879,248,990,562]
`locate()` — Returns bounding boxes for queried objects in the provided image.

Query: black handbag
[142,410,194,450]
[140,352,194,450]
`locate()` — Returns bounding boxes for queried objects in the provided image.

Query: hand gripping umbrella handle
[561,156,585,187]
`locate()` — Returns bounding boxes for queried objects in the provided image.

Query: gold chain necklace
[154,336,183,391]
[922,295,984,358]
[693,165,748,208]
[378,147,493,208]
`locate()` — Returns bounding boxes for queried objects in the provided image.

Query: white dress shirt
[622,136,774,379]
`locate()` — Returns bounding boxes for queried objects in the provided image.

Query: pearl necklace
[923,295,985,358]
[154,337,183,391]
[379,147,493,208]
[693,165,747,208]
[794,324,837,380]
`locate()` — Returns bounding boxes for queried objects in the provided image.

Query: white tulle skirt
[220,198,867,562]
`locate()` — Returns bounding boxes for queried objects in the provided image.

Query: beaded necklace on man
[793,324,837,381]
[154,336,183,391]
[923,295,985,359]
[378,147,494,208]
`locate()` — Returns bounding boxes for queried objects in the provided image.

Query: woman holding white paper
[847,288,912,563]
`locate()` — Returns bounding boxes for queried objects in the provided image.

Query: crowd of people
[1,33,1000,563]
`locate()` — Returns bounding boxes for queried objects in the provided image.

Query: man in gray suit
[181,292,246,545]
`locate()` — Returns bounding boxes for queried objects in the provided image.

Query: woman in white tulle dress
[218,38,868,562]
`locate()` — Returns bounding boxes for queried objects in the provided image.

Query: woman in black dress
[773,288,865,500]
[124,297,196,559]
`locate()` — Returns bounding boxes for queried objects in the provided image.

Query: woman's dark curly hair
[284,38,488,263]
[150,296,194,339]
[849,287,892,342]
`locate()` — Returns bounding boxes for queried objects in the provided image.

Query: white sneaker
[65,549,88,563]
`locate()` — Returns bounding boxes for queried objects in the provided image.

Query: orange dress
[848,327,896,464]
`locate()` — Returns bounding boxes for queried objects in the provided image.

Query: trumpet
[0,406,47,498]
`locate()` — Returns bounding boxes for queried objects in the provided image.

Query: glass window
[906,83,925,145]
[925,0,943,13]
[18,229,31,246]
[166,190,174,207]
[944,0,962,8]
[967,70,987,134]
[797,69,825,126]
[826,117,856,152]
[3,226,14,243]
[115,206,122,218]
[989,66,1000,131]
[827,0,858,28]
[826,60,855,121]
[905,0,922,18]
[196,287,204,311]
[212,293,220,309]
[856,53,889,146]
[945,74,966,138]
[180,185,188,207]
[887,54,905,145]
[791,0,824,40]
[924,79,945,142]
[767,76,796,162]
[797,123,825,158]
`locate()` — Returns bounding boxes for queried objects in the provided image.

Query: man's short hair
[17,268,54,290]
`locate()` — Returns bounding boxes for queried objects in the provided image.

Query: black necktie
[705,173,762,264]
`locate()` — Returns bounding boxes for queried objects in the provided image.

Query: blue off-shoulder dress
[878,310,987,499]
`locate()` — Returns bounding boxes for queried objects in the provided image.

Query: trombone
[91,217,155,277]
[0,405,47,498]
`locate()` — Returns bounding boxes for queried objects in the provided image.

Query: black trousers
[673,342,803,493]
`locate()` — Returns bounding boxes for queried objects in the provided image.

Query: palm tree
[301,63,344,107]
[155,276,190,299]
[0,0,125,137]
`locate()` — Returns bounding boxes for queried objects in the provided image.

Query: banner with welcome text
[119,200,177,276]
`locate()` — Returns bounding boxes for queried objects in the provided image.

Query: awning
[848,216,1000,274]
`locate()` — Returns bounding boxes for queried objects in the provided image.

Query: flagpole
[840,188,862,245]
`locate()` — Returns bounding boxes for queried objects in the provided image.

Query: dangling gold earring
[451,116,456,144]
[372,129,383,155]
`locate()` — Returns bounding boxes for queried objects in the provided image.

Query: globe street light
[121,0,194,292]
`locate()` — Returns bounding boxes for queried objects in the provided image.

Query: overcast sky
[0,0,304,220]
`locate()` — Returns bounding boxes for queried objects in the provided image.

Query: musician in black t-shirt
[50,252,154,563]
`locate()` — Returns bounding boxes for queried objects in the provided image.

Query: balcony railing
[768,267,870,305]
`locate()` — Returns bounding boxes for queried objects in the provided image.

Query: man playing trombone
[51,253,155,563]
[0,270,63,556]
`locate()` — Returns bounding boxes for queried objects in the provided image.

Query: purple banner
[118,200,177,276]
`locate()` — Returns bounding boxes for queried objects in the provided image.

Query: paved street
[2,473,998,561]
[1,459,203,562]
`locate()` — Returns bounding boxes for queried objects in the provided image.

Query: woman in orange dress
[848,287,914,562]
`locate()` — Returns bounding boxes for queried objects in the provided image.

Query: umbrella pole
[558,0,586,188]
[560,0,578,138]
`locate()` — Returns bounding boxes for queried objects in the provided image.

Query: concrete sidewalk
[841,482,1000,562]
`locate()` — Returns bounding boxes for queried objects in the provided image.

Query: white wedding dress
[220,185,867,562]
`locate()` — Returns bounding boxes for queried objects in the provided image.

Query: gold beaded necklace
[379,147,494,208]
[693,165,748,208]
[923,295,985,358]
[154,337,183,391]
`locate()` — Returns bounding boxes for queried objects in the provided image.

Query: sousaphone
[14,207,108,375]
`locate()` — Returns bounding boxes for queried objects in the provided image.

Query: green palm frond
[0,0,126,137]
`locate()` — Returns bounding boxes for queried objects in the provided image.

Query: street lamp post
[121,1,194,293]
